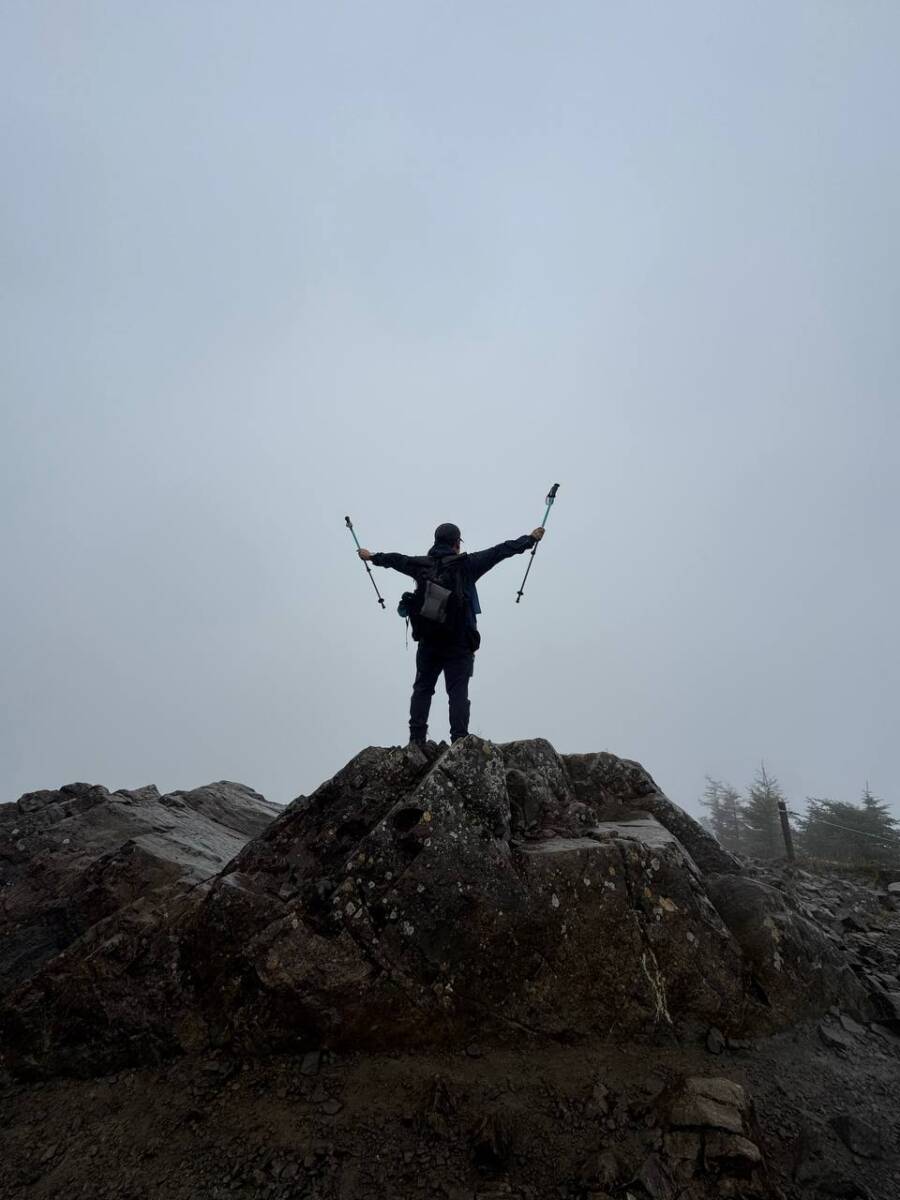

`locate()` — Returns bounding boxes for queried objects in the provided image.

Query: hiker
[357,523,545,746]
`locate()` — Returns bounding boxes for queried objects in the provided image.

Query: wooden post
[777,799,795,863]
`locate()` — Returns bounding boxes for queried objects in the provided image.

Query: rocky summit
[1,739,899,1200]
[0,738,883,1078]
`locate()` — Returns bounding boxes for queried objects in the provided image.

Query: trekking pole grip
[541,482,560,526]
[344,515,362,550]
[516,482,559,603]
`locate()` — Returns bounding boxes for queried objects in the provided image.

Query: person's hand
[358,548,373,561]
[531,527,545,541]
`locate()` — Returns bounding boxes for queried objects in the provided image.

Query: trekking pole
[516,483,560,603]
[344,516,386,609]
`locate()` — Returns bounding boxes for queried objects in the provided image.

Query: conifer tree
[718,783,745,854]
[741,763,785,859]
[860,784,898,836]
[801,786,899,865]
[859,785,900,863]
[700,777,746,854]
[700,777,725,841]
[799,797,845,861]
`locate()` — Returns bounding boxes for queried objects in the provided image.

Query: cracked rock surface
[0,780,279,998]
[0,737,879,1080]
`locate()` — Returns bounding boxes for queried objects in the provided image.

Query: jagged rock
[654,1077,768,1196]
[559,750,741,876]
[704,873,872,1027]
[0,738,886,1081]
[0,779,279,995]
[177,739,746,1054]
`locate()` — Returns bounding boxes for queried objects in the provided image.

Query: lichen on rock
[0,737,877,1079]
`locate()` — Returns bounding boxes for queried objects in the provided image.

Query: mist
[2,2,898,820]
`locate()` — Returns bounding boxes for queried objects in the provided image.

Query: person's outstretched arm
[358,548,421,580]
[467,528,544,581]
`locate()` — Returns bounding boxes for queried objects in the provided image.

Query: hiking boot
[406,739,444,762]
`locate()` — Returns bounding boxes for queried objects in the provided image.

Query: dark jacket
[371,534,535,650]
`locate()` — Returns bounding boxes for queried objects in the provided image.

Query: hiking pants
[409,641,474,743]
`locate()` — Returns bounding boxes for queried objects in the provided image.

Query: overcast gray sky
[2,2,898,822]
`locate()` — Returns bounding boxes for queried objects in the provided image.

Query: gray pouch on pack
[420,579,452,623]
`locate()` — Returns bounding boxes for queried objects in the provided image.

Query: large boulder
[181,737,746,1055]
[706,873,873,1024]
[561,750,741,876]
[0,780,279,995]
[0,739,872,1079]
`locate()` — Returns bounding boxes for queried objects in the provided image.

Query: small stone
[838,1013,866,1037]
[590,1081,611,1115]
[705,1027,725,1055]
[321,1099,343,1115]
[819,1022,854,1052]
[829,1114,883,1159]
[665,1076,747,1134]
[726,1036,752,1051]
[704,1132,762,1169]
[662,1132,700,1182]
[466,1043,483,1058]
[637,1151,675,1200]
[301,1051,321,1076]
[578,1149,626,1189]
[838,911,870,933]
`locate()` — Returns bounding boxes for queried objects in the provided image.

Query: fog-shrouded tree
[860,784,898,842]
[700,776,745,854]
[800,785,899,866]
[719,783,745,854]
[700,777,724,837]
[741,762,786,859]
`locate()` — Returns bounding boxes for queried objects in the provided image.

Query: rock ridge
[0,737,879,1079]
[0,779,279,997]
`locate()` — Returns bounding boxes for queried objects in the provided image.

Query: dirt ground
[2,1014,898,1200]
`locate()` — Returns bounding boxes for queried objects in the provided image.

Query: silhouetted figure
[358,522,544,744]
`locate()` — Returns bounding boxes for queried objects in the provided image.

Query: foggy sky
[2,2,898,823]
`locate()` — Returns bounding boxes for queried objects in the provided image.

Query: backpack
[398,554,468,642]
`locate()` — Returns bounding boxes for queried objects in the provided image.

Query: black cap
[434,522,462,544]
